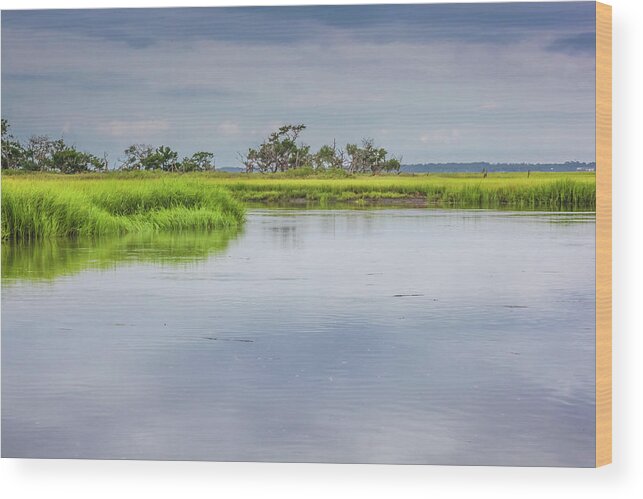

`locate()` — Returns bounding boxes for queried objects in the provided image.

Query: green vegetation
[1,176,245,240]
[239,124,401,174]
[1,120,595,241]
[1,171,595,241]
[1,119,107,173]
[2,119,399,174]
[2,229,241,282]
[196,171,596,210]
[1,119,216,173]
[121,144,216,172]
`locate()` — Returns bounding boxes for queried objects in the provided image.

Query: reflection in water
[2,210,595,466]
[1,228,242,282]
[267,225,300,250]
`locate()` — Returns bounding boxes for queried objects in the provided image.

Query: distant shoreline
[401,162,595,174]
[213,162,596,174]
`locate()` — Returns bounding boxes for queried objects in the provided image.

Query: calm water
[1,209,596,466]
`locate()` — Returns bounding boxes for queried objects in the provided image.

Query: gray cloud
[547,32,597,55]
[1,3,596,166]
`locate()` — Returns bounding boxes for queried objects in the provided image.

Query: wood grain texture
[595,1,612,468]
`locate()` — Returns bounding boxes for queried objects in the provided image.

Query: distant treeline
[239,124,401,175]
[2,118,593,175]
[402,161,596,173]
[1,120,400,175]
[1,119,215,174]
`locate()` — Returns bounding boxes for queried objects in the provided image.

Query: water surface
[2,209,596,466]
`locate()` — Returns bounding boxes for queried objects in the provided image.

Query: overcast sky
[1,3,596,167]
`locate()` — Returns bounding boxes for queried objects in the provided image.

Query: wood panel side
[595,1,612,468]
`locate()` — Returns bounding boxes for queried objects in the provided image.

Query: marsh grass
[199,171,596,210]
[1,172,595,240]
[1,176,245,240]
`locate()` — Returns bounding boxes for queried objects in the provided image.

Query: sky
[1,2,596,167]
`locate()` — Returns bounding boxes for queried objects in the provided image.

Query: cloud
[1,3,596,165]
[546,32,596,55]
[217,121,241,136]
[97,120,171,138]
[420,129,462,146]
[1,3,596,48]
[479,102,499,111]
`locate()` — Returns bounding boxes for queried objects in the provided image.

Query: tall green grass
[198,171,596,210]
[1,172,595,240]
[1,176,245,240]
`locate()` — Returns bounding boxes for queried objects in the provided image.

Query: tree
[345,138,398,175]
[121,144,154,170]
[16,134,104,173]
[51,147,103,174]
[22,135,65,171]
[239,148,258,173]
[382,157,401,174]
[1,119,26,170]
[99,153,110,172]
[312,141,345,170]
[142,146,179,171]
[242,124,310,173]
[181,151,215,172]
[2,119,107,172]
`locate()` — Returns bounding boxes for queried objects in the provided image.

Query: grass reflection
[2,228,242,283]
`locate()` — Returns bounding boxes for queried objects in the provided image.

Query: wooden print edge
[595,1,612,468]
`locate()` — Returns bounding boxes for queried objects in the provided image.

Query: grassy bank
[1,172,595,239]
[202,172,595,210]
[13,170,594,209]
[1,176,245,240]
